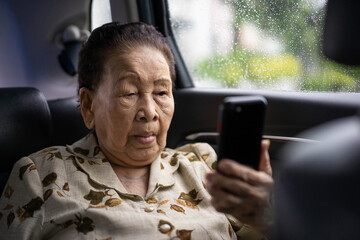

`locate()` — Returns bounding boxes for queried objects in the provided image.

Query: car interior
[0,0,359,238]
[275,0,360,238]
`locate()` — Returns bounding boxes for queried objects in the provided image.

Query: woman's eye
[122,92,137,98]
[157,91,167,96]
[126,93,136,97]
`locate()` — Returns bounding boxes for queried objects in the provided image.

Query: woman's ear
[79,87,95,129]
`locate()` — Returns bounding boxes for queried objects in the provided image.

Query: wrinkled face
[82,46,174,168]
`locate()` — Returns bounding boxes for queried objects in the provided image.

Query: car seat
[276,116,360,239]
[0,87,89,194]
[0,88,52,193]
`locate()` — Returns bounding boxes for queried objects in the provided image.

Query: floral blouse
[0,133,265,240]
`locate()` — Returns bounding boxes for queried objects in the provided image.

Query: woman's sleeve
[227,215,268,240]
[176,142,218,172]
[0,157,45,239]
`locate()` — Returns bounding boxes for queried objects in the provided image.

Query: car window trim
[136,0,194,89]
[185,132,320,144]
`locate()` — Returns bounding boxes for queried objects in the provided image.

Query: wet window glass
[168,0,360,92]
[91,0,112,30]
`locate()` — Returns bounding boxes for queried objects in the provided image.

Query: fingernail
[266,139,271,150]
[262,139,270,150]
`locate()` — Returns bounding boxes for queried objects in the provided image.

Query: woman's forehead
[106,47,168,71]
[113,74,172,89]
[104,48,171,83]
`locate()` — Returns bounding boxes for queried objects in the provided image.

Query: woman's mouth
[135,134,156,145]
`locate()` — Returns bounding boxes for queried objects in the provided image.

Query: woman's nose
[136,96,159,122]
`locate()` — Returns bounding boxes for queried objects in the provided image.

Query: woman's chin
[126,146,162,166]
[105,139,165,167]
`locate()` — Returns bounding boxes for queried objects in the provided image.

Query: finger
[210,188,259,216]
[210,190,243,214]
[259,139,272,176]
[210,172,272,200]
[205,172,215,190]
[217,159,273,186]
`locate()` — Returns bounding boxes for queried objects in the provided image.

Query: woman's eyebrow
[113,73,139,87]
[154,78,172,86]
[118,72,139,81]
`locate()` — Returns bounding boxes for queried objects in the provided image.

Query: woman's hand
[206,140,273,234]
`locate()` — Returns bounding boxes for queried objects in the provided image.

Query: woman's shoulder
[13,133,95,176]
[29,133,96,161]
[29,145,68,160]
[12,145,76,182]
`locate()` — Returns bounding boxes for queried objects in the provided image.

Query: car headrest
[0,88,52,192]
[276,116,360,239]
[323,0,360,65]
[48,97,89,146]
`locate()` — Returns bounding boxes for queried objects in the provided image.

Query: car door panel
[169,88,360,169]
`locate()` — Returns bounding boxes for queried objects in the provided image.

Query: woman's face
[83,46,174,168]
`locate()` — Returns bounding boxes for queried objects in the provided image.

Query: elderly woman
[0,22,273,239]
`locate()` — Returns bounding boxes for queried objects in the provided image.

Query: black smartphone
[217,96,267,170]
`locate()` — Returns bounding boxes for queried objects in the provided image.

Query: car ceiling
[0,0,138,99]
[0,0,92,99]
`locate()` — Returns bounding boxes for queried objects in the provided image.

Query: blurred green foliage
[302,61,360,92]
[196,0,360,92]
[248,54,301,82]
[197,49,302,88]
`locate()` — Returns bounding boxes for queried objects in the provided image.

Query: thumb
[259,139,272,176]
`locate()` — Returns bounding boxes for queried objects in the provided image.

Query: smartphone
[217,96,267,170]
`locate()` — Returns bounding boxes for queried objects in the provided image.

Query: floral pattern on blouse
[0,133,266,240]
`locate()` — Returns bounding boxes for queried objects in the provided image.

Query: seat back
[48,97,89,146]
[0,88,90,194]
[276,116,360,239]
[0,88,52,192]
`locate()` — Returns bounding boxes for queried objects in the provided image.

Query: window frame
[136,0,194,89]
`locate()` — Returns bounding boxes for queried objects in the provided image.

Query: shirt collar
[145,149,180,197]
[66,133,180,199]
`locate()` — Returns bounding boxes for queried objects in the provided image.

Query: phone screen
[217,96,267,169]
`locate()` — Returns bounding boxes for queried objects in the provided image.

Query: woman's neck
[111,164,150,197]
[112,164,150,180]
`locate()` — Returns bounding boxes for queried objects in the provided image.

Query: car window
[91,0,113,30]
[168,0,360,92]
